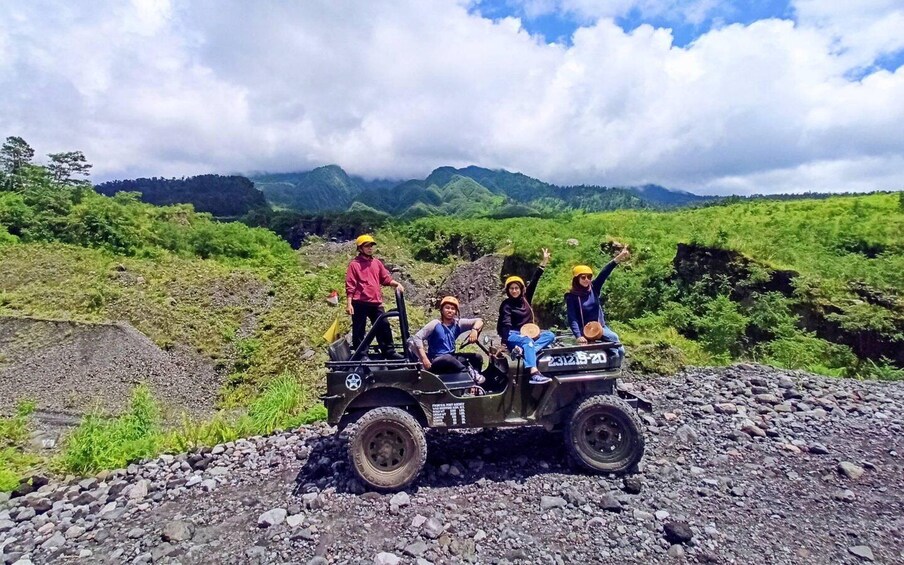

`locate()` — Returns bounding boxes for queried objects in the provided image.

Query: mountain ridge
[248,164,714,216]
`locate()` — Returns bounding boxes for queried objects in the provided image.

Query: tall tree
[0,136,35,174]
[47,151,92,187]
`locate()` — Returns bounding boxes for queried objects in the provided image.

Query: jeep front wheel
[565,395,644,474]
[348,407,427,491]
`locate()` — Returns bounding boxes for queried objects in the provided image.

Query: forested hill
[248,165,714,216]
[95,175,267,217]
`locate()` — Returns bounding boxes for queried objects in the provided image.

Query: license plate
[548,351,607,368]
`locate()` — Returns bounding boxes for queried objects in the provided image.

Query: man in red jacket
[345,234,405,359]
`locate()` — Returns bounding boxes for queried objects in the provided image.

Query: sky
[1,1,903,195]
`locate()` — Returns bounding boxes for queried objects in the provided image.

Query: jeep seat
[436,371,475,390]
[328,338,352,362]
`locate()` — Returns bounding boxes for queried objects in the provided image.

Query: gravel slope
[1,364,902,565]
[0,317,220,418]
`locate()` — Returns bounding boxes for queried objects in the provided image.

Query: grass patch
[56,376,327,476]
[0,400,41,492]
[57,385,162,475]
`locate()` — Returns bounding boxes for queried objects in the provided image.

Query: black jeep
[323,290,650,491]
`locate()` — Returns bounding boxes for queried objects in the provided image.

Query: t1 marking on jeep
[548,351,607,367]
[432,402,466,426]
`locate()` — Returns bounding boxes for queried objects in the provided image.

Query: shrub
[694,295,749,359]
[66,196,146,255]
[858,357,904,381]
[58,385,162,474]
[747,292,799,339]
[629,342,688,375]
[757,332,856,376]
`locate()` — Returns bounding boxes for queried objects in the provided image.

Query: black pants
[430,352,484,373]
[351,301,396,354]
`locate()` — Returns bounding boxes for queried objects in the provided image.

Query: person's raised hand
[540,247,551,267]
[615,246,631,263]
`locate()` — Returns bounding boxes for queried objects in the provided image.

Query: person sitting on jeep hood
[412,296,484,379]
[497,248,555,385]
[565,245,629,361]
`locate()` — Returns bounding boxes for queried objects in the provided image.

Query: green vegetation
[95,175,268,218]
[58,377,325,475]
[0,401,39,491]
[399,193,904,378]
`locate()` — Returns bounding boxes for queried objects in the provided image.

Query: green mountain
[95,175,267,218]
[252,165,359,212]
[249,164,709,217]
[426,165,553,201]
[355,179,440,215]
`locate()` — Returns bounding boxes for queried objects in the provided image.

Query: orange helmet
[439,296,460,311]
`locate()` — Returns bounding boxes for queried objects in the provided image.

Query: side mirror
[481,335,491,346]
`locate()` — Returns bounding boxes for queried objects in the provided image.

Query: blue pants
[602,325,626,362]
[507,330,555,369]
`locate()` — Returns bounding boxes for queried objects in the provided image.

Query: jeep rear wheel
[348,407,427,491]
[565,395,644,474]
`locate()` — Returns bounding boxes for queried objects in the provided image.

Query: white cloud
[498,0,727,26]
[793,0,904,66]
[0,0,902,194]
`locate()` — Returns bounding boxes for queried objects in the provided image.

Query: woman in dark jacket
[564,246,629,360]
[497,248,555,384]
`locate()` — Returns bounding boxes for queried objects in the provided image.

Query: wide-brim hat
[521,323,541,339]
[583,321,603,341]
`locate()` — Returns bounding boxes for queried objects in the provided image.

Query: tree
[0,136,35,175]
[1,137,36,190]
[47,151,92,187]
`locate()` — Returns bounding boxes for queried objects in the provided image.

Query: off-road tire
[348,407,427,491]
[565,395,644,474]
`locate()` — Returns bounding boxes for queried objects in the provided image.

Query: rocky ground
[1,364,902,565]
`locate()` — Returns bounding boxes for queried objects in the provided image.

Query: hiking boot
[383,351,405,361]
[529,373,551,385]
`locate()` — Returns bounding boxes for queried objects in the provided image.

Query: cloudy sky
[1,0,902,195]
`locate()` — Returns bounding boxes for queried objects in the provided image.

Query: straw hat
[521,323,541,339]
[583,321,603,341]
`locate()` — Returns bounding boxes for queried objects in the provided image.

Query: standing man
[345,234,405,359]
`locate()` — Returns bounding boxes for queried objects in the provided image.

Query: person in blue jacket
[565,246,630,360]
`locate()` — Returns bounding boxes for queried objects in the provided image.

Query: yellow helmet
[439,296,460,310]
[355,234,376,247]
[504,276,525,289]
[572,265,593,278]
